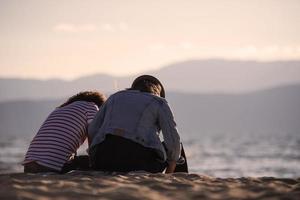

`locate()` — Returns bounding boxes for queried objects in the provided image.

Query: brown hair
[59,91,106,108]
[131,75,165,98]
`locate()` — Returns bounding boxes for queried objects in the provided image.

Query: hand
[165,161,176,173]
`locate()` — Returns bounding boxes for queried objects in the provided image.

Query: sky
[0,0,300,80]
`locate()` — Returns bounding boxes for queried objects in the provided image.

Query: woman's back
[24,101,98,171]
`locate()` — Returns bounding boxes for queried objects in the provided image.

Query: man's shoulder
[110,90,168,104]
[151,95,167,104]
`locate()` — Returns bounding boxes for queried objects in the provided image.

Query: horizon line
[1,58,300,81]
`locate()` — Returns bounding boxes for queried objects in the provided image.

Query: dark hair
[131,75,165,98]
[59,91,107,108]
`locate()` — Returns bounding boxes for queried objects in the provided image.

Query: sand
[0,171,299,200]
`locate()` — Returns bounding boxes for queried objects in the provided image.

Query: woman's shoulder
[61,100,98,111]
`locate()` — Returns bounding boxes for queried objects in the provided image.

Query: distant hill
[151,59,300,93]
[0,59,300,102]
[1,85,299,138]
[0,75,117,102]
[0,99,60,137]
[168,84,300,137]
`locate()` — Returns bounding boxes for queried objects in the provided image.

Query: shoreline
[1,171,299,200]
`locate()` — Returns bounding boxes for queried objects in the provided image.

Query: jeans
[90,134,188,173]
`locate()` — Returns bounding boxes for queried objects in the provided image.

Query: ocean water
[0,133,299,178]
[183,133,300,178]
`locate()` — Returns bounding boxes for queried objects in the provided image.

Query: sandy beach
[0,171,299,200]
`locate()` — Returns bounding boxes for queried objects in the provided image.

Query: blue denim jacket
[88,90,181,163]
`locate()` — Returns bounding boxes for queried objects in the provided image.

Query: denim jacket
[88,90,181,163]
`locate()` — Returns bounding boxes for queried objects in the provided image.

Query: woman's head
[59,91,107,108]
[131,75,165,98]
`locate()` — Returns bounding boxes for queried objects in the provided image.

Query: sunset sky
[0,0,299,80]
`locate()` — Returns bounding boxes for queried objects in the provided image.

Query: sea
[0,132,299,178]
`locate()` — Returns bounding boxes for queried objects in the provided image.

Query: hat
[131,75,165,98]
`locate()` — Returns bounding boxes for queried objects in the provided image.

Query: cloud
[179,41,194,49]
[235,45,300,60]
[146,42,300,61]
[148,43,166,51]
[53,23,97,32]
[148,41,195,52]
[101,23,115,32]
[53,22,129,33]
[101,23,129,32]
[119,22,129,31]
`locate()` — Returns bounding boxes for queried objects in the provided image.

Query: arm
[87,102,107,147]
[158,100,181,173]
[86,104,100,147]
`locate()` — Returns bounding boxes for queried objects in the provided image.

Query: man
[89,75,186,173]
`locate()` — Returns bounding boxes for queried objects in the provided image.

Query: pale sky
[0,0,300,80]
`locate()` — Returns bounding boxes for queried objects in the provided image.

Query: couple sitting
[23,75,188,174]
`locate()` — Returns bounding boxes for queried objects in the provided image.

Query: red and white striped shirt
[23,101,98,171]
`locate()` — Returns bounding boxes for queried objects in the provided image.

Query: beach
[1,171,299,200]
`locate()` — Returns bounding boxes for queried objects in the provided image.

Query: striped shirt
[23,101,99,171]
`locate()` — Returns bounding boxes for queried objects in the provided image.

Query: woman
[23,91,106,173]
[88,75,184,173]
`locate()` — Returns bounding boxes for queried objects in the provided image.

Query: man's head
[131,75,165,98]
[59,91,107,108]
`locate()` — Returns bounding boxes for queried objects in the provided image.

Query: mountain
[168,84,300,137]
[0,75,118,102]
[1,85,299,138]
[0,59,300,102]
[0,99,60,137]
[151,59,300,93]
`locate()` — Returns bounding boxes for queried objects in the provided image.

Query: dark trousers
[91,135,166,173]
[24,162,59,173]
[24,136,188,174]
[61,155,90,173]
[24,155,90,174]
[90,134,188,173]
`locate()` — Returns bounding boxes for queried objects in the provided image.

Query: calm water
[1,133,299,178]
